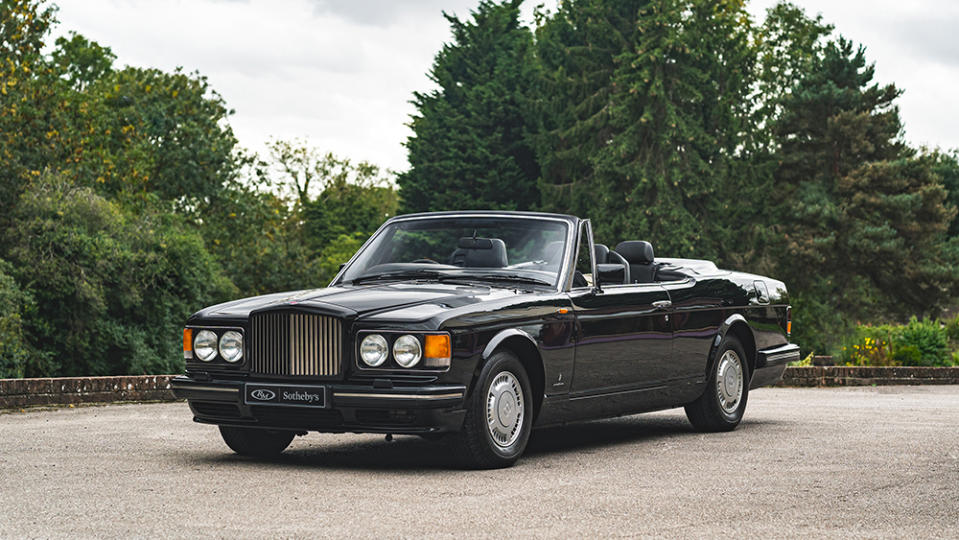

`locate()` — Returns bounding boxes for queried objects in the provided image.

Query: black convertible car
[172,211,798,468]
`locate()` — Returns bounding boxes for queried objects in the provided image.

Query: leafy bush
[839,325,897,366]
[5,174,235,377]
[944,314,959,344]
[897,317,949,366]
[0,259,33,378]
[839,317,953,367]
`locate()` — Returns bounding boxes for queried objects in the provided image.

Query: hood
[190,281,525,322]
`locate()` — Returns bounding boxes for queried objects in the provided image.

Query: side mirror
[338,263,346,272]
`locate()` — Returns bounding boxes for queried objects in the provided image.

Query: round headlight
[393,335,422,368]
[360,334,389,367]
[218,331,243,363]
[193,330,218,362]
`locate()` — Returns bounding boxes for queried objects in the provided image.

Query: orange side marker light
[183,328,193,359]
[424,334,451,368]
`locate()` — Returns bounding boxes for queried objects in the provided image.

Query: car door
[566,221,673,397]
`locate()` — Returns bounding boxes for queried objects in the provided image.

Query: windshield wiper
[348,270,444,284]
[441,273,553,287]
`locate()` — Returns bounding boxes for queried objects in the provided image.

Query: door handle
[652,300,672,309]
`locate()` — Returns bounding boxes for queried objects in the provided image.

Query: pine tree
[534,0,755,256]
[397,0,538,213]
[770,38,959,350]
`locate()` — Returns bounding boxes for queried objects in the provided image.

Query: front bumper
[170,376,467,434]
[750,343,801,389]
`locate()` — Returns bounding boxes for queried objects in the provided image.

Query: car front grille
[250,311,343,377]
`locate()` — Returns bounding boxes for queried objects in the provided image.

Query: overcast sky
[53,0,959,173]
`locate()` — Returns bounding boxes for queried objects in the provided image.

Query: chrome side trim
[172,385,239,394]
[766,351,801,363]
[332,392,464,400]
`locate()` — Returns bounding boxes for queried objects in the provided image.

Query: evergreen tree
[398,0,538,213]
[532,0,643,223]
[534,0,755,257]
[770,38,959,350]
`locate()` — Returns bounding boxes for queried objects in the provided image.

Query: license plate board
[245,383,326,408]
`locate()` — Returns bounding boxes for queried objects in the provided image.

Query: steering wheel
[412,258,440,264]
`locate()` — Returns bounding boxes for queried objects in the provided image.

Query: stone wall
[0,375,176,409]
[778,366,959,387]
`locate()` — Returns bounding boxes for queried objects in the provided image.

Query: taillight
[786,307,792,336]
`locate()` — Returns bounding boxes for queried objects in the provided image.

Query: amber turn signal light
[423,334,451,368]
[183,328,193,359]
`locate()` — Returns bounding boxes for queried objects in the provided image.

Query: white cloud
[51,0,958,177]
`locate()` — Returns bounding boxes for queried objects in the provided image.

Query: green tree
[5,174,234,377]
[267,139,397,252]
[930,150,959,236]
[0,0,66,219]
[200,156,322,297]
[769,38,959,351]
[50,31,116,90]
[398,0,539,213]
[0,259,33,378]
[535,0,756,257]
[752,1,833,137]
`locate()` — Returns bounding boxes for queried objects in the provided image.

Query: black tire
[218,426,295,457]
[452,350,533,469]
[685,335,750,432]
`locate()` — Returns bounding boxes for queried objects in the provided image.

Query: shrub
[4,174,235,377]
[944,314,959,344]
[0,259,33,378]
[840,317,952,367]
[839,325,897,366]
[896,316,949,366]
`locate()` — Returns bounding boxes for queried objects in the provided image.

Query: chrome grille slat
[251,312,342,377]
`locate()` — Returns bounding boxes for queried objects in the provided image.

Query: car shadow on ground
[184,413,776,471]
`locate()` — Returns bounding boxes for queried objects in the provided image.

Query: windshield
[338,216,571,287]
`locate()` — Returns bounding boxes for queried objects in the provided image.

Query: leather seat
[594,243,630,284]
[615,241,656,283]
[463,238,508,268]
[594,243,610,264]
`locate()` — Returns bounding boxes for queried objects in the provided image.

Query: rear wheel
[218,426,295,457]
[685,335,749,432]
[452,350,533,469]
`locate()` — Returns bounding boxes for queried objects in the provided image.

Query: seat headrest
[615,241,654,264]
[593,243,609,264]
[462,238,508,268]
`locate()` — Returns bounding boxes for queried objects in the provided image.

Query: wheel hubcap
[487,371,524,448]
[716,350,744,414]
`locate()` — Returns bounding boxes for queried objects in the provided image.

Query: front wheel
[452,350,533,469]
[218,426,295,457]
[685,335,750,432]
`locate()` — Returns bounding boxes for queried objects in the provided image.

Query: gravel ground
[1,386,957,539]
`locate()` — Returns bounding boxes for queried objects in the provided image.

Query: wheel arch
[712,314,757,379]
[480,329,546,421]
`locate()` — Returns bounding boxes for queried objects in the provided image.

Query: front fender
[482,328,538,360]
